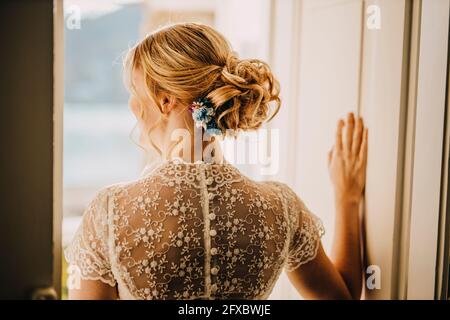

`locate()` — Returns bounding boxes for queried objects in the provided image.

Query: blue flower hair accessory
[188,97,223,136]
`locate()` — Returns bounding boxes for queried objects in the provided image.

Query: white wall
[269,0,363,299]
[292,0,363,252]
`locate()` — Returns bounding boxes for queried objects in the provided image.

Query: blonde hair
[124,22,281,146]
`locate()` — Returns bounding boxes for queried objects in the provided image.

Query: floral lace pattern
[64,159,324,299]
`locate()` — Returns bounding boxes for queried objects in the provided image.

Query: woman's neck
[159,109,224,163]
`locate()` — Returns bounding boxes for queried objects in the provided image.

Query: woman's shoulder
[93,159,180,196]
[262,180,298,199]
[260,181,313,219]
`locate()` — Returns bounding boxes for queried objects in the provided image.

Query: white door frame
[401,0,450,300]
[53,0,64,299]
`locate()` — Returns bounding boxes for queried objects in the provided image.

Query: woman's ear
[159,94,177,115]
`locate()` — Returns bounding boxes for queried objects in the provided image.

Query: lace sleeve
[283,187,325,272]
[64,188,116,287]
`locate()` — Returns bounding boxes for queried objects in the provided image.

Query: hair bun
[125,22,281,140]
[207,53,280,135]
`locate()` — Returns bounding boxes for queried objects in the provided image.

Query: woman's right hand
[328,112,368,205]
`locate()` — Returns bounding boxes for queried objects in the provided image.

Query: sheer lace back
[65,159,324,299]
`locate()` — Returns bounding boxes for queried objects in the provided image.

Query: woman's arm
[287,243,353,299]
[329,198,363,299]
[329,113,367,299]
[287,112,368,299]
[68,279,118,300]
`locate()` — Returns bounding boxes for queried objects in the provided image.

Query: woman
[65,23,368,300]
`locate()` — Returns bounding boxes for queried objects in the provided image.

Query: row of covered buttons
[208,211,219,293]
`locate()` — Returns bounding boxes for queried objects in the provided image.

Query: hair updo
[124,22,281,137]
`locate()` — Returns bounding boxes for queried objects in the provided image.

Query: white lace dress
[64,159,324,299]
